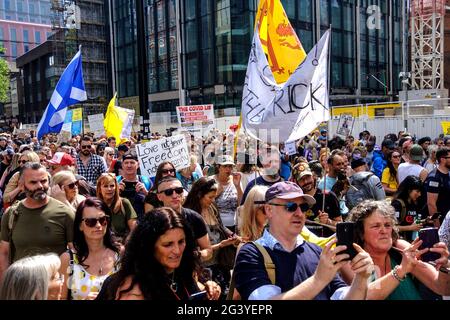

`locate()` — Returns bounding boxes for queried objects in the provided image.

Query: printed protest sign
[88,113,105,136]
[284,141,297,156]
[176,104,215,134]
[336,114,354,137]
[136,134,189,177]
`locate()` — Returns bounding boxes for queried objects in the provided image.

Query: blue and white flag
[37,49,87,140]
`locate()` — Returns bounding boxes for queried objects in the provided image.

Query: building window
[23,29,29,43]
[35,31,41,44]
[10,28,16,41]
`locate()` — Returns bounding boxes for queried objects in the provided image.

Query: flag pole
[322,25,332,213]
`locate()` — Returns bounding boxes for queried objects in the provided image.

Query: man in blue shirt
[234,181,373,300]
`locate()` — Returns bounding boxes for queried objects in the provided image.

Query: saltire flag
[37,49,87,140]
[242,29,330,143]
[255,0,307,84]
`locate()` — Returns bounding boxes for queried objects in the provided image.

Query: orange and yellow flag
[255,0,306,84]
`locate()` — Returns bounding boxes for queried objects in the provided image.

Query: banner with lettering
[242,29,330,143]
[135,134,190,177]
[176,104,215,133]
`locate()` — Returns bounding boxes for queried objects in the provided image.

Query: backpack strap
[253,242,276,285]
[67,249,75,300]
[397,199,407,223]
[6,200,23,264]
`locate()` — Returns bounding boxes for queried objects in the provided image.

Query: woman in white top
[423,144,438,173]
[59,198,122,300]
[213,155,243,233]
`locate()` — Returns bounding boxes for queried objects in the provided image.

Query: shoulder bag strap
[252,242,276,285]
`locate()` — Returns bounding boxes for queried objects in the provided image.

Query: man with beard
[425,147,450,227]
[318,152,347,192]
[76,136,107,187]
[241,146,283,204]
[0,162,75,279]
[293,163,341,237]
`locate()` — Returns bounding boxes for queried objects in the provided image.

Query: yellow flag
[441,121,450,135]
[255,0,306,84]
[104,93,129,144]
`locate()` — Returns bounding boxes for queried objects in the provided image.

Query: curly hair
[107,207,200,300]
[347,200,399,246]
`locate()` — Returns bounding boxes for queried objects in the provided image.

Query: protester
[390,176,424,241]
[95,207,221,300]
[381,150,401,197]
[397,144,428,184]
[59,198,121,300]
[50,170,86,212]
[184,177,241,296]
[0,253,63,300]
[233,181,374,300]
[144,161,176,213]
[347,200,450,299]
[76,136,107,187]
[238,185,268,241]
[0,162,75,280]
[96,172,137,242]
[213,155,243,233]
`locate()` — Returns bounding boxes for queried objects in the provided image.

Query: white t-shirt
[397,162,425,184]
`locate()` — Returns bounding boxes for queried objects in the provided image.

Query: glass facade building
[112,0,404,120]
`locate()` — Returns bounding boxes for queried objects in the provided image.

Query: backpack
[226,242,275,300]
[5,200,24,263]
[346,173,375,210]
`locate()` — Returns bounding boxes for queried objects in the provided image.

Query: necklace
[98,248,108,276]
[169,272,177,292]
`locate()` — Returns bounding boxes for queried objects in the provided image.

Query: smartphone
[123,181,137,191]
[188,291,207,301]
[418,227,441,262]
[336,222,358,260]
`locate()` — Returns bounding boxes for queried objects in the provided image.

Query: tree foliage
[0,47,10,103]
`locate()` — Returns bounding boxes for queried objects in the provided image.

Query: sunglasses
[64,181,79,189]
[269,202,310,213]
[161,169,176,175]
[81,145,92,149]
[82,215,110,228]
[18,160,28,165]
[159,187,184,196]
[391,155,401,159]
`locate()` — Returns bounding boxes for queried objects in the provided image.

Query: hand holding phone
[336,222,358,260]
[418,227,441,262]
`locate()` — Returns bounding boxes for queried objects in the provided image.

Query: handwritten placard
[136,134,189,177]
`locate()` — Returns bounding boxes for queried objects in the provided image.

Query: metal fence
[329,98,450,142]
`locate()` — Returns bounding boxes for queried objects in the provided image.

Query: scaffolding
[410,0,446,90]
[50,0,110,117]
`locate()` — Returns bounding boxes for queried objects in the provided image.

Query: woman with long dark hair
[382,150,401,197]
[184,177,240,296]
[96,207,221,300]
[391,175,424,241]
[59,198,121,300]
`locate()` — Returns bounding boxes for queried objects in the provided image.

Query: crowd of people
[0,127,449,300]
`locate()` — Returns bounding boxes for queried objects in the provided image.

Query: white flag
[242,29,330,143]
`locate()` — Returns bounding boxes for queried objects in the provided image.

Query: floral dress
[68,252,120,300]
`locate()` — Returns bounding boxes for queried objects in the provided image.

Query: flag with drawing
[255,0,307,84]
[242,28,330,143]
[37,48,87,140]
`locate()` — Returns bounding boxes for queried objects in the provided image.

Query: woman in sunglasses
[381,150,401,198]
[184,177,241,297]
[144,161,176,213]
[59,198,121,300]
[3,150,40,207]
[50,170,86,212]
[103,147,116,170]
[96,207,221,300]
[96,173,137,242]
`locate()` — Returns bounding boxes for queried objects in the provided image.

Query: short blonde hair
[51,170,76,187]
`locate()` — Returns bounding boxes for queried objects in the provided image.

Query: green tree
[0,47,10,103]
